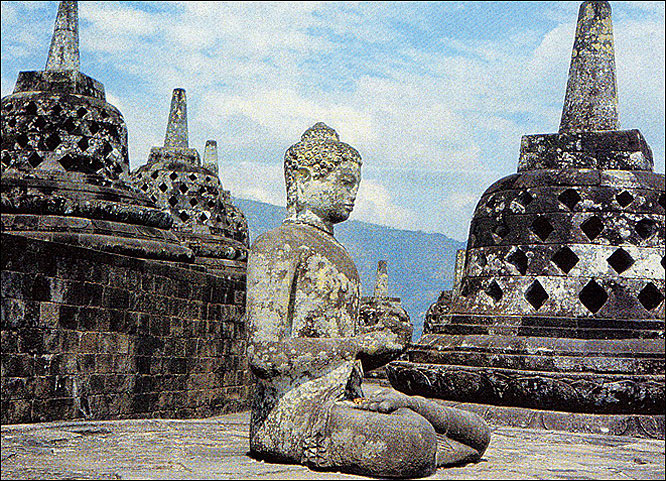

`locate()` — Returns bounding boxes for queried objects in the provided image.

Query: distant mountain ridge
[234,198,465,338]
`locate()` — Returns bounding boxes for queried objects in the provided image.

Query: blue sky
[2,1,664,240]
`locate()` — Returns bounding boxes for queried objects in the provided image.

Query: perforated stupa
[388,1,665,437]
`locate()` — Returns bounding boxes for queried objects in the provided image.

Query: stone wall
[1,233,249,424]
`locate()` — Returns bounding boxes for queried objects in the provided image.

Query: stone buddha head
[284,123,362,225]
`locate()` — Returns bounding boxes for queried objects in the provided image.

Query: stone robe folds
[247,221,366,467]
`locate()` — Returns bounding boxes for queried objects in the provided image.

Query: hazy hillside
[234,198,465,338]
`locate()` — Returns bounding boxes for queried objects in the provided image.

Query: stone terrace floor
[2,410,664,481]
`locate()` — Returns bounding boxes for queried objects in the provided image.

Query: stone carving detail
[0,0,192,262]
[246,124,490,478]
[389,0,665,422]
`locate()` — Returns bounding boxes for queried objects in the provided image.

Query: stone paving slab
[2,411,664,480]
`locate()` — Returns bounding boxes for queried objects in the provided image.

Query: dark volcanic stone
[396,0,665,422]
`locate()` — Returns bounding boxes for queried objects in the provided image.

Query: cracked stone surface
[1,407,664,480]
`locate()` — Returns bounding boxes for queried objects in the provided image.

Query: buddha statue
[246,122,490,478]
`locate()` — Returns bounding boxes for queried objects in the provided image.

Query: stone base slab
[387,360,664,415]
[436,399,665,440]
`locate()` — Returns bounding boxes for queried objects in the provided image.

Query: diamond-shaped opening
[635,219,657,240]
[638,283,665,311]
[189,173,197,181]
[169,172,178,181]
[168,196,178,207]
[140,183,149,192]
[658,193,665,210]
[476,252,488,267]
[531,216,554,241]
[88,122,100,135]
[205,176,211,183]
[151,171,159,179]
[581,216,604,241]
[607,248,635,274]
[517,190,534,207]
[189,197,199,207]
[199,213,208,222]
[179,184,189,194]
[507,249,528,275]
[34,116,47,130]
[45,133,61,151]
[25,102,37,116]
[551,246,579,274]
[207,199,216,208]
[16,133,30,148]
[158,182,168,192]
[77,137,89,152]
[579,280,608,314]
[616,191,634,208]
[558,189,581,211]
[179,211,190,222]
[58,154,76,171]
[27,152,43,168]
[150,195,157,203]
[460,279,473,298]
[485,280,503,303]
[62,117,77,133]
[525,280,548,310]
[101,142,113,156]
[492,223,509,239]
[85,156,104,174]
[76,107,88,118]
[51,104,63,115]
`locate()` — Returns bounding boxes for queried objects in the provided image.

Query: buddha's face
[296,161,361,224]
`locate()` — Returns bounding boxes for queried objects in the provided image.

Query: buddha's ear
[295,167,311,201]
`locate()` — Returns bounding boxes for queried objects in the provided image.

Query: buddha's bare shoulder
[252,222,339,255]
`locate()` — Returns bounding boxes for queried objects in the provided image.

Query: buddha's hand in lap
[347,387,415,414]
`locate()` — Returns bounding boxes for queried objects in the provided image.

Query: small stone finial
[373,260,389,298]
[559,1,620,133]
[452,249,467,296]
[45,0,80,71]
[164,88,189,149]
[203,140,219,175]
[301,122,340,142]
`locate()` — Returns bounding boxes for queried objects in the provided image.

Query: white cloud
[2,1,663,239]
[218,161,285,207]
[352,178,417,230]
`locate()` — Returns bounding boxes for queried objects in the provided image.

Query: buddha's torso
[276,221,361,338]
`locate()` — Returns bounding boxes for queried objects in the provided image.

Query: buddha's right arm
[246,236,403,379]
[248,337,359,379]
[248,331,405,380]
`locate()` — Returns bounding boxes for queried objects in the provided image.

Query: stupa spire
[559,1,619,133]
[203,140,219,175]
[165,88,189,149]
[373,260,389,298]
[45,0,80,71]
